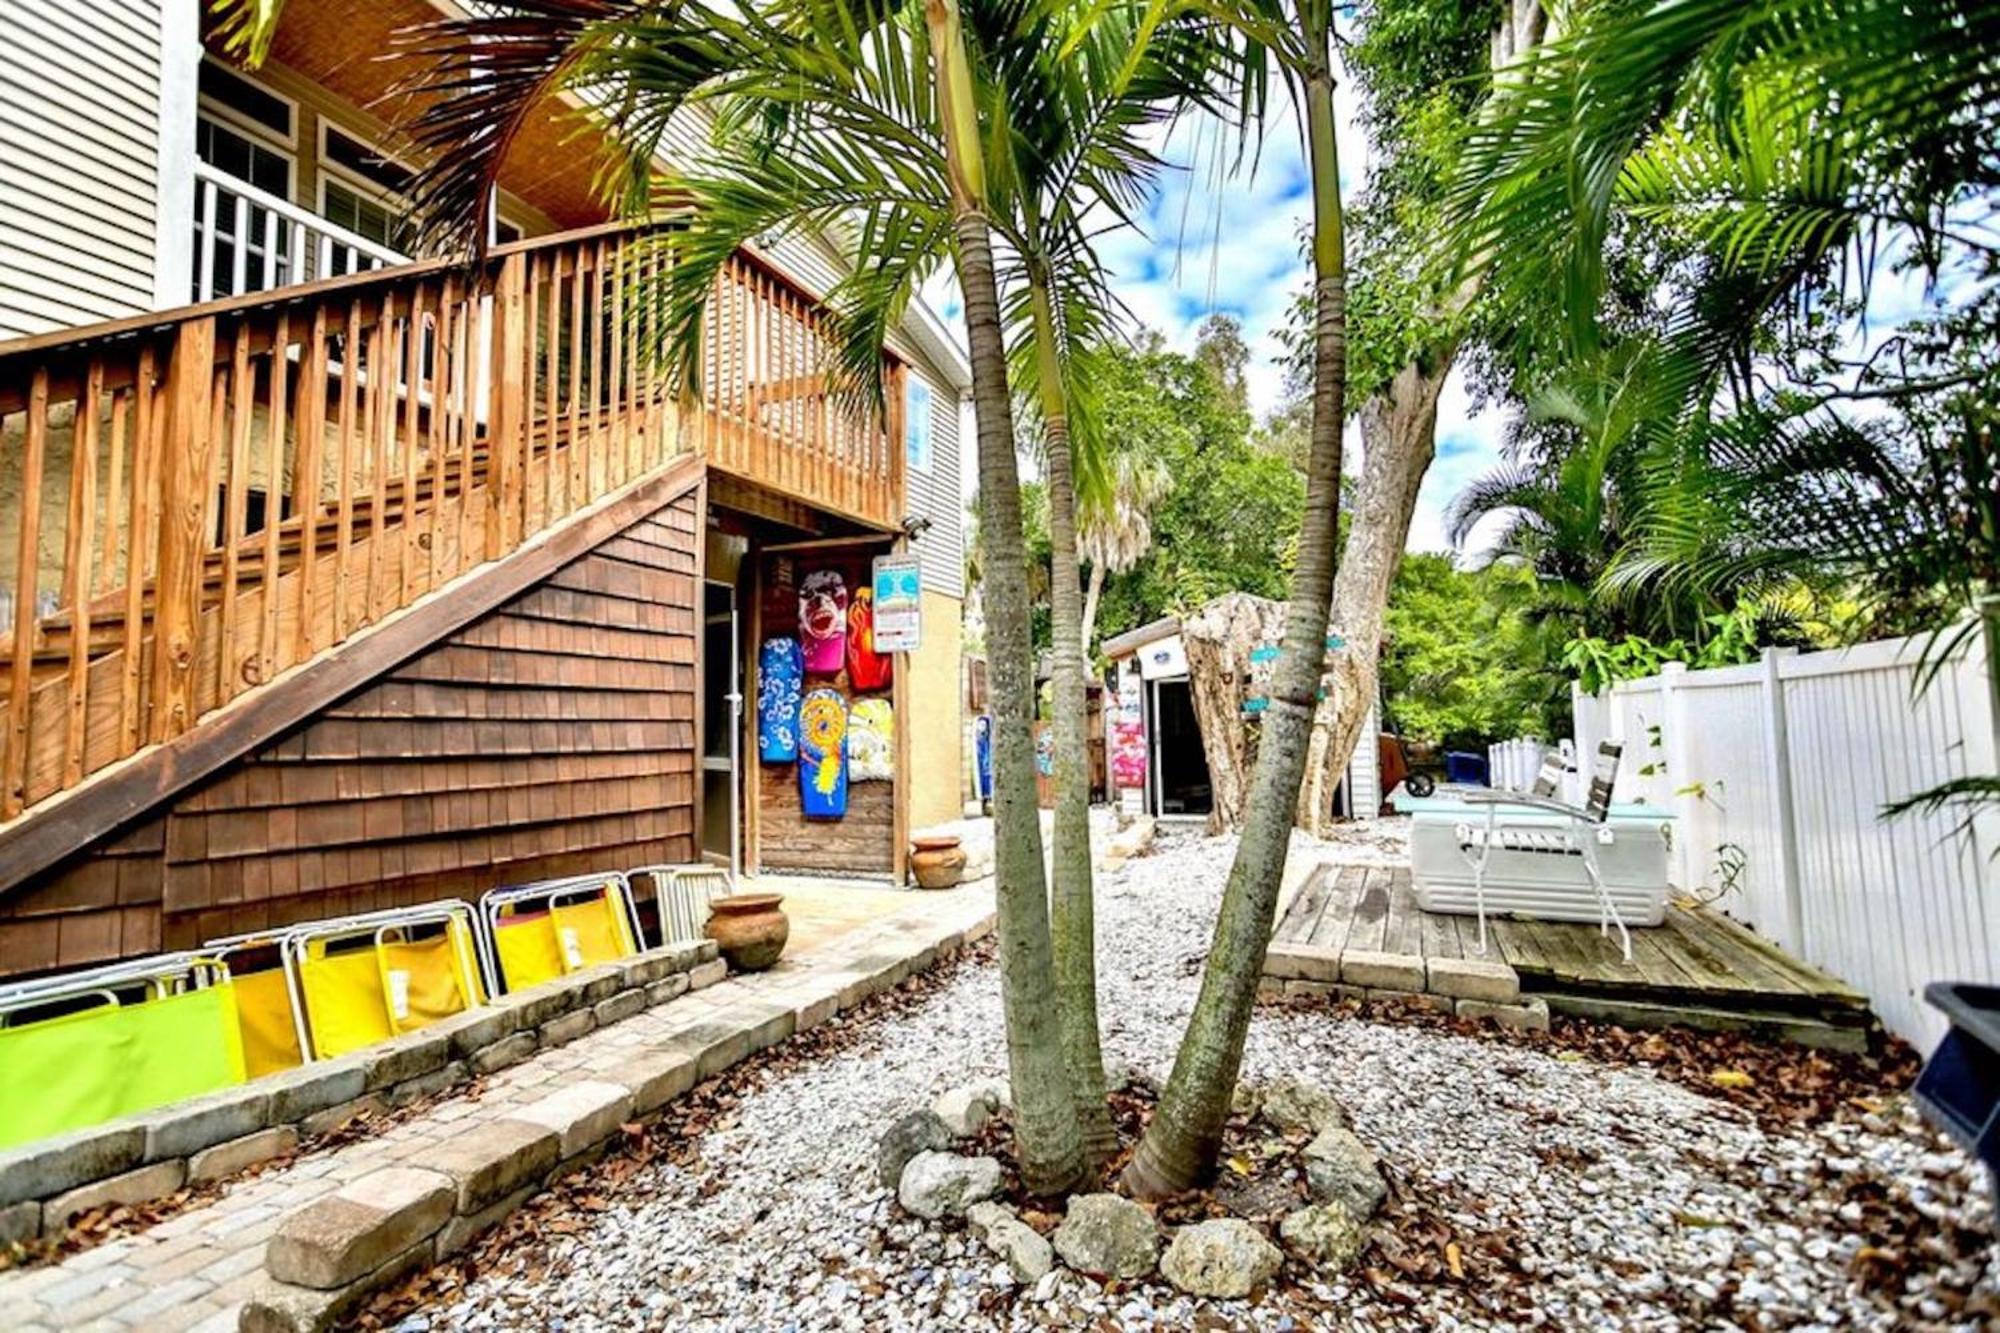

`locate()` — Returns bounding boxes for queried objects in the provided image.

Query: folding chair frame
[626,863,733,948]
[0,952,232,1027]
[477,873,644,994]
[1455,742,1631,962]
[281,901,487,1061]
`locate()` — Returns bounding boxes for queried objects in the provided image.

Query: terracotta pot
[704,893,789,971]
[909,836,967,890]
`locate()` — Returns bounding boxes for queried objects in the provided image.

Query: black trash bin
[1916,981,2000,1208]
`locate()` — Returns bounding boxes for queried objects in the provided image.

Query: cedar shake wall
[0,491,700,977]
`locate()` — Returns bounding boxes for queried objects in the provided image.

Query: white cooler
[1402,796,1675,928]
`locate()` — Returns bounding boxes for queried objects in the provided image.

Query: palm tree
[1123,0,1350,1199]
[1079,448,1171,657]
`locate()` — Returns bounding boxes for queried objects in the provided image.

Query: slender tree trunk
[1293,1,1554,833]
[1029,262,1116,1162]
[925,0,1084,1196]
[1124,58,1348,1199]
[1297,354,1454,832]
[1080,559,1106,661]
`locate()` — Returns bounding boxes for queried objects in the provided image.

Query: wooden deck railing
[0,223,903,822]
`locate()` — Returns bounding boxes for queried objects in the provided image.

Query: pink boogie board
[799,570,848,675]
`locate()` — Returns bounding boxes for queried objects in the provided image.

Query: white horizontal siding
[0,0,165,340]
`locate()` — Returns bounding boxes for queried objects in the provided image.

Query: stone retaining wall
[0,942,726,1247]
[240,913,994,1332]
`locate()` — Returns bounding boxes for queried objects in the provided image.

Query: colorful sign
[872,554,922,653]
[1110,663,1148,790]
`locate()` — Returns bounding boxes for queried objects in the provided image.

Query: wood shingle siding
[0,0,167,339]
[0,490,701,976]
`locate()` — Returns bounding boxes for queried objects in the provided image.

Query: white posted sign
[872,554,922,652]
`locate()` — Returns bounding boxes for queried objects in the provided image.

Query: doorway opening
[700,580,741,874]
[1149,676,1212,818]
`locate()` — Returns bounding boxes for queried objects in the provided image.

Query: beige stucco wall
[906,588,965,828]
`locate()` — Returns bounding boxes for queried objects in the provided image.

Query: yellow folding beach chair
[0,955,246,1149]
[479,874,643,993]
[286,903,486,1061]
[203,933,311,1079]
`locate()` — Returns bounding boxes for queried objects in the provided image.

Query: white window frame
[196,60,299,169]
[315,121,418,242]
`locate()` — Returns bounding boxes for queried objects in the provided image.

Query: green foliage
[1087,329,1306,647]
[1558,607,1767,695]
[1380,555,1564,749]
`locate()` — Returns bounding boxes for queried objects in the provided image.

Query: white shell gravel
[414,817,1999,1332]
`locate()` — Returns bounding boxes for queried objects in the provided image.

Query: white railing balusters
[191,161,406,303]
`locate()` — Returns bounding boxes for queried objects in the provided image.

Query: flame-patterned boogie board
[799,570,848,675]
[798,688,850,818]
[846,587,892,690]
[757,637,804,762]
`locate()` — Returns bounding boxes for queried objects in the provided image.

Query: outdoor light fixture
[900,514,933,541]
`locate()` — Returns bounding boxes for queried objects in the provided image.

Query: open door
[701,581,742,876]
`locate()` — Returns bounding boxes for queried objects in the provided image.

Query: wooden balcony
[0,223,905,825]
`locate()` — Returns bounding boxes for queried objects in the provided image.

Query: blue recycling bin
[1916,981,2000,1209]
[1443,751,1489,786]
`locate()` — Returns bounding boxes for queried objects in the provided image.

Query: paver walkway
[0,880,995,1333]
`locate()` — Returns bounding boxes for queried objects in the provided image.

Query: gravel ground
[399,818,1999,1332]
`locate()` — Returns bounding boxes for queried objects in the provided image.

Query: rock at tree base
[877,1111,952,1190]
[1261,1078,1349,1138]
[1052,1193,1159,1279]
[897,1151,1002,1219]
[1161,1218,1283,1297]
[966,1201,1054,1283]
[932,1085,999,1136]
[1280,1202,1368,1270]
[1302,1124,1385,1220]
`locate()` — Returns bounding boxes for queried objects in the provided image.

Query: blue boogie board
[798,688,849,818]
[758,637,804,762]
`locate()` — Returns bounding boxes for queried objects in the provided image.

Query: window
[317,126,417,275]
[199,62,292,140]
[193,113,296,299]
[905,377,934,475]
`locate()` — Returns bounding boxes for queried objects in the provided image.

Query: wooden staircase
[0,223,904,888]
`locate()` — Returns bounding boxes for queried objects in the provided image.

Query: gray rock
[1280,1202,1368,1270]
[1261,1078,1348,1137]
[1302,1124,1384,1220]
[932,1086,998,1137]
[896,1151,1002,1219]
[877,1111,953,1190]
[1051,1193,1158,1279]
[966,1201,1054,1283]
[1160,1218,1283,1297]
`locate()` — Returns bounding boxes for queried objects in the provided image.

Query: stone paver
[0,879,993,1331]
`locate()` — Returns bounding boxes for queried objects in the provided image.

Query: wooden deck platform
[1269,863,1873,1047]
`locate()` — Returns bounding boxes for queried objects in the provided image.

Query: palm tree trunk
[1081,558,1106,661]
[925,0,1085,1196]
[1029,262,1116,1163]
[1297,354,1454,832]
[1124,59,1347,1199]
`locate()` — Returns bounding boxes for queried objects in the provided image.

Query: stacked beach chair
[0,864,731,1149]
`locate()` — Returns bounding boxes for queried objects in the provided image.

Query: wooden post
[491,252,528,554]
[5,370,50,815]
[150,316,218,744]
[891,541,911,885]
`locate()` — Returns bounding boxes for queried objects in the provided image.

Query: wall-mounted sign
[1137,634,1189,681]
[872,554,923,652]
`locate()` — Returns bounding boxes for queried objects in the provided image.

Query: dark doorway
[1150,676,1212,817]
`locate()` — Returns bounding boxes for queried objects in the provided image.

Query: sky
[922,73,1508,555]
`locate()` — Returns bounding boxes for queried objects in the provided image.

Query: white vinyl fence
[1506,629,1997,1047]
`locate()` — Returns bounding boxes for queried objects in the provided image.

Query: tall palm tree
[1124,0,1350,1199]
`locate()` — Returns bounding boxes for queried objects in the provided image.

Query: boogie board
[848,698,894,782]
[800,570,847,674]
[799,689,849,817]
[846,587,892,690]
[757,637,803,762]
